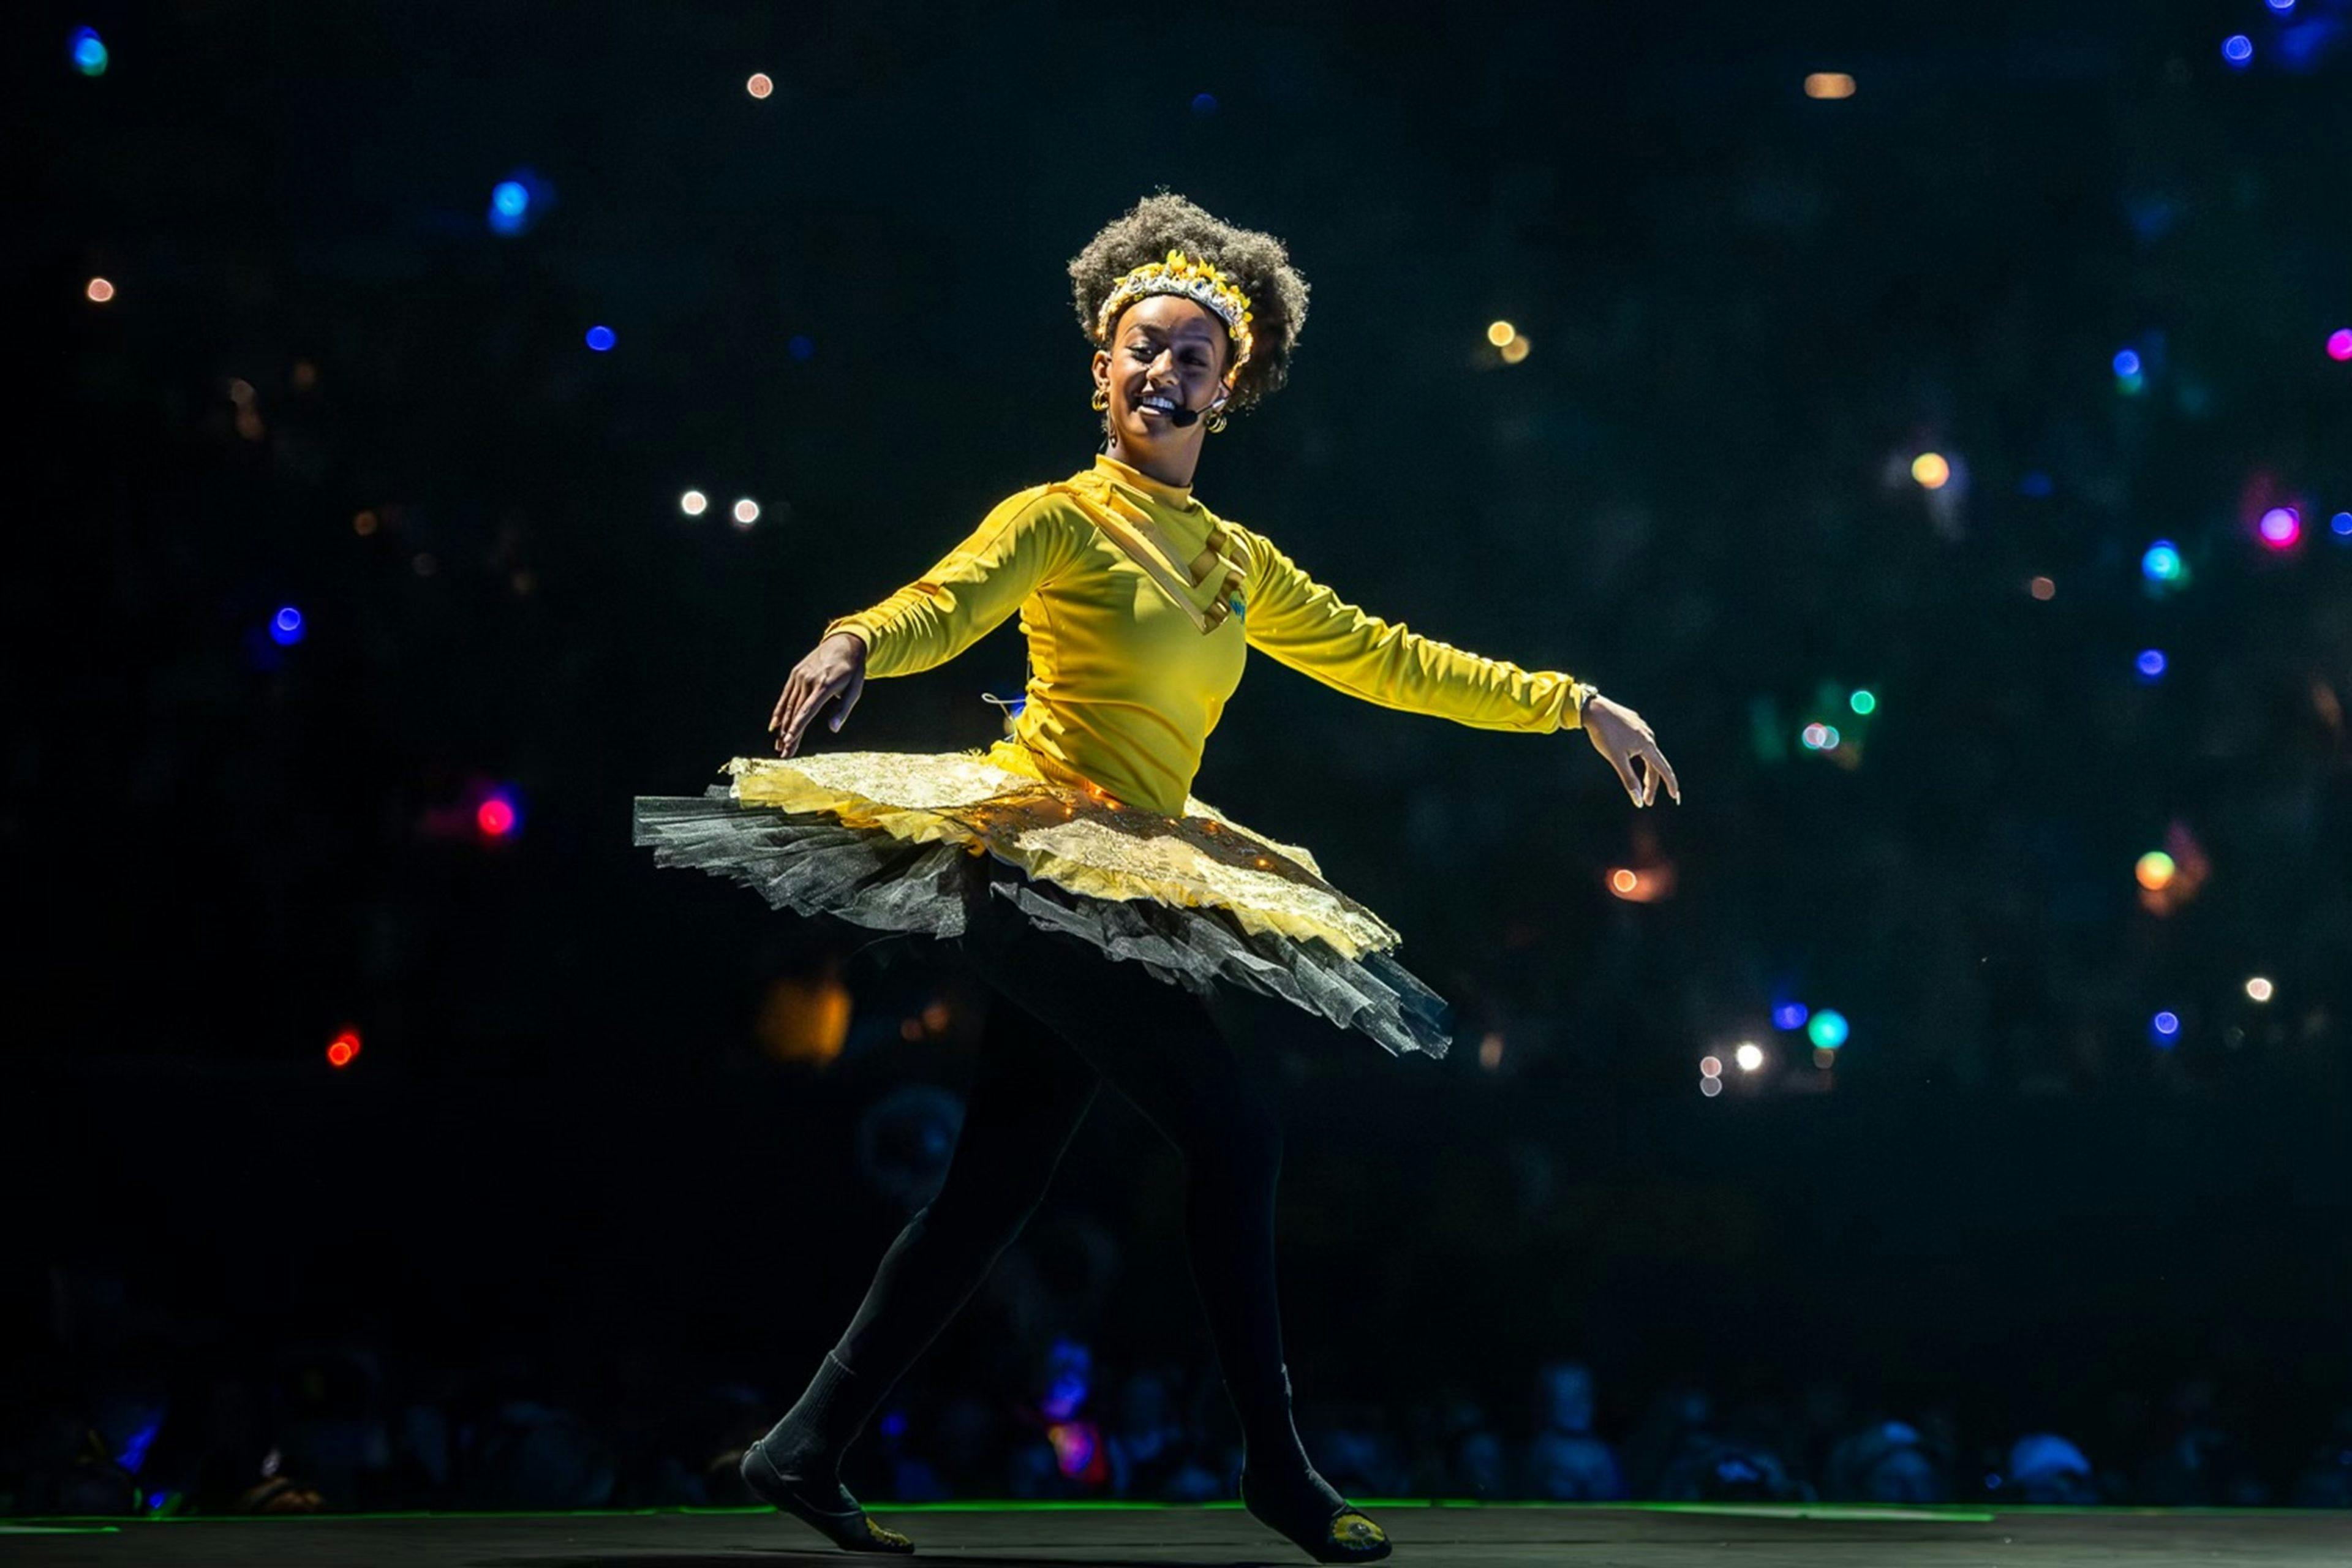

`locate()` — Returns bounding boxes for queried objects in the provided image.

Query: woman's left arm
[1232,522,1679,807]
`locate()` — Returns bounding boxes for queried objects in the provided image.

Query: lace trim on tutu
[631,790,1452,1060]
[722,752,1393,959]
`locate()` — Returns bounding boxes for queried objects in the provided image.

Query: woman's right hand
[769,631,869,756]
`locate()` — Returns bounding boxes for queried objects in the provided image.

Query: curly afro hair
[1068,191,1310,415]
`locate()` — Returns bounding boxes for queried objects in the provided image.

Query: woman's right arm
[769,489,1078,756]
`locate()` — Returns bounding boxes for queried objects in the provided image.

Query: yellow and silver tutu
[631,749,1452,1058]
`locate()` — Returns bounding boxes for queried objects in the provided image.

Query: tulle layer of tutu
[630,750,1452,1059]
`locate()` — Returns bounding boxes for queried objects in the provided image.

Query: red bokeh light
[477,796,517,837]
[326,1028,362,1068]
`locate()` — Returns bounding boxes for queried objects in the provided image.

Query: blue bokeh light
[2152,1010,2181,1045]
[1191,92,1218,114]
[2112,349,2141,378]
[787,334,815,361]
[269,606,306,647]
[2136,649,2167,680]
[2332,512,2352,538]
[2222,34,2254,65]
[1773,1002,1810,1031]
[486,172,550,237]
[71,26,108,75]
[2266,0,2294,13]
[2140,541,2182,582]
[1807,1009,1850,1050]
[585,325,616,352]
[2019,471,2054,498]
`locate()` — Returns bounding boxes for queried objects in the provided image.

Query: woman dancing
[633,192,1679,1561]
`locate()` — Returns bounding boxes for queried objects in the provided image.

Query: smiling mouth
[1134,392,1178,419]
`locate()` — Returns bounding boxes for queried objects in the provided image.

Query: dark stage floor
[6,1502,2350,1567]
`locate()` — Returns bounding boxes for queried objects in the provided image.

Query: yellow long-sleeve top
[821,453,1587,819]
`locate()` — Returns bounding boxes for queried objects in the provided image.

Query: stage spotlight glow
[1910,453,1950,489]
[1500,336,1531,364]
[2222,34,2253,64]
[1804,72,1856,99]
[1610,868,1639,895]
[2328,330,2352,362]
[745,72,774,99]
[1488,321,1517,347]
[1734,1042,1765,1072]
[86,276,115,303]
[326,1036,357,1068]
[71,26,108,75]
[488,173,543,237]
[1700,1076,1724,1098]
[1807,1009,1850,1049]
[2334,513,2352,538]
[2245,976,2275,1002]
[732,498,761,526]
[2259,507,2301,548]
[2029,576,2056,600]
[2135,851,2176,891]
[1800,722,1841,750]
[2141,541,2182,582]
[679,489,708,516]
[268,606,305,647]
[1774,1003,1810,1031]
[2136,649,2167,680]
[492,181,527,216]
[2152,1009,2180,1039]
[1849,688,1877,715]
[1700,1055,1723,1079]
[585,325,616,352]
[2112,349,2141,378]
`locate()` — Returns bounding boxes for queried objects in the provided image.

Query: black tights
[826,899,1308,1469]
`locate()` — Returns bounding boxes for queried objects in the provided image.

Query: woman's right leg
[745,948,1099,1540]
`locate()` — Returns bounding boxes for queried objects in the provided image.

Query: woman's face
[1091,293,1231,458]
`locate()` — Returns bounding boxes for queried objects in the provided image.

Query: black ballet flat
[1240,1471,1393,1563]
[739,1439,915,1555]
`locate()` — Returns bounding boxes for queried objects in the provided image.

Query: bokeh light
[86,276,115,303]
[745,72,774,99]
[2328,330,2352,363]
[2111,349,2141,378]
[1804,73,1856,99]
[2136,649,2167,680]
[1699,1076,1724,1098]
[71,26,108,76]
[1807,1009,1850,1050]
[2140,541,2182,582]
[477,794,519,839]
[1734,1042,1765,1072]
[679,489,708,517]
[2135,850,2176,891]
[2258,507,2300,548]
[1500,336,1531,364]
[1800,722,1841,750]
[326,1028,361,1069]
[2222,34,2253,65]
[788,334,815,361]
[1610,868,1638,895]
[2245,976,2275,1003]
[2029,576,2057,600]
[2333,513,2352,538]
[1699,1055,1723,1079]
[1191,92,1218,114]
[1487,321,1517,347]
[585,325,616,352]
[1773,1003,1810,1031]
[268,606,305,647]
[1911,453,1950,489]
[1849,688,1877,715]
[732,498,761,527]
[2152,1009,2180,1040]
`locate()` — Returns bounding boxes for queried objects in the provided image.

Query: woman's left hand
[1583,695,1681,808]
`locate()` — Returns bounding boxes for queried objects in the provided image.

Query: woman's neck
[1104,436,1201,491]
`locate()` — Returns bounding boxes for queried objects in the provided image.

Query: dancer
[634,192,1679,1561]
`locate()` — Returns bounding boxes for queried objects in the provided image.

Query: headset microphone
[1166,395,1224,429]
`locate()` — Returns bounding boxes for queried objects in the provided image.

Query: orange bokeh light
[86,277,116,303]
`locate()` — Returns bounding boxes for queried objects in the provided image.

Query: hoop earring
[1090,386,1109,412]
[1205,408,1228,434]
